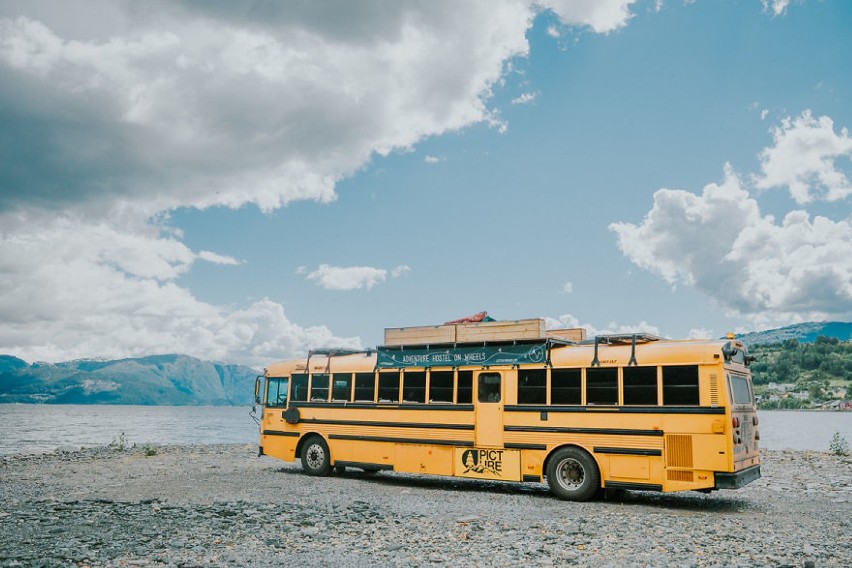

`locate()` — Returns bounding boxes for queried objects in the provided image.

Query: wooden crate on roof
[455,318,545,343]
[384,325,456,346]
[546,328,586,342]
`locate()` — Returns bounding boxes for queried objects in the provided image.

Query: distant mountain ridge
[0,354,259,406]
[735,322,852,346]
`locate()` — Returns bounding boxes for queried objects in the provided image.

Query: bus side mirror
[254,376,263,405]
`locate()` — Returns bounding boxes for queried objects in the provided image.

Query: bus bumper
[714,465,761,489]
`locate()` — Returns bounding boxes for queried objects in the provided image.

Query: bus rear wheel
[300,436,332,476]
[546,447,600,501]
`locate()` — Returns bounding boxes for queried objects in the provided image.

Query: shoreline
[1,444,850,566]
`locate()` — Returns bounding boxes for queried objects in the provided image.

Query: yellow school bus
[256,319,760,501]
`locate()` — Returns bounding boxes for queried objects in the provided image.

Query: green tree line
[749,337,852,409]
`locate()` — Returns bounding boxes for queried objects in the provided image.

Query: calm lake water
[0,405,850,455]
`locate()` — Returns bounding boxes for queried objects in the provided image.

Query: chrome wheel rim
[555,457,585,490]
[305,444,325,470]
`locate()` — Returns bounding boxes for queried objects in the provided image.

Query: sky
[1,0,851,366]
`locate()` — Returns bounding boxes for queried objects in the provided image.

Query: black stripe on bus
[262,430,299,437]
[605,481,663,492]
[292,402,475,411]
[523,475,542,483]
[334,461,393,471]
[504,425,664,437]
[504,405,724,415]
[593,447,662,456]
[299,418,474,430]
[329,434,474,447]
[505,443,548,450]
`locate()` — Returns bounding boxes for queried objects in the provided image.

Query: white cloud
[545,313,661,337]
[688,328,714,340]
[754,110,852,204]
[424,155,444,164]
[561,281,573,294]
[610,164,852,326]
[537,1,637,34]
[303,264,410,291]
[0,212,360,365]
[197,251,241,266]
[0,1,643,364]
[761,0,791,16]
[760,109,769,120]
[511,92,537,105]
[390,265,412,278]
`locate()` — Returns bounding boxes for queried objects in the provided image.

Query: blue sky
[1,0,850,365]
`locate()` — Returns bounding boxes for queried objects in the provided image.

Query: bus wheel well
[543,444,597,477]
[544,444,601,501]
[295,432,325,459]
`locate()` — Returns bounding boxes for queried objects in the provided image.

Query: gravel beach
[1,444,850,567]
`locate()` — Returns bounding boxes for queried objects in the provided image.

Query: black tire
[546,447,600,501]
[300,436,332,476]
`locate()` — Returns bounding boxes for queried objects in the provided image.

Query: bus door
[474,371,503,447]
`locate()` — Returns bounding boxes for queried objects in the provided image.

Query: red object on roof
[444,311,489,325]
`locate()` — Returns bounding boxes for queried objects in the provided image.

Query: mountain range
[0,354,259,406]
[1,322,849,405]
[734,322,852,346]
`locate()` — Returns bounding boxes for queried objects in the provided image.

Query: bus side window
[623,366,658,405]
[332,373,352,401]
[457,371,473,404]
[354,372,375,402]
[551,368,581,405]
[586,368,617,405]
[378,371,400,403]
[517,368,546,404]
[311,374,330,402]
[429,371,454,403]
[662,365,699,405]
[403,371,426,403]
[291,373,308,402]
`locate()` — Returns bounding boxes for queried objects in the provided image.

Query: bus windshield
[266,377,289,408]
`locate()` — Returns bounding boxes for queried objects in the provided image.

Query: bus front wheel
[300,436,332,476]
[546,447,600,501]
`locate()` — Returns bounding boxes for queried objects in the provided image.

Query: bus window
[354,372,375,402]
[291,373,308,402]
[378,371,400,403]
[551,368,581,405]
[403,371,426,403]
[662,365,699,405]
[586,368,617,405]
[623,366,658,405]
[729,373,754,406]
[429,370,454,403]
[332,373,352,401]
[517,368,546,404]
[265,377,289,407]
[457,371,473,403]
[311,374,330,402]
[478,373,501,403]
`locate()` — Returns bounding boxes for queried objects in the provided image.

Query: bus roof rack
[585,333,661,367]
[305,348,375,374]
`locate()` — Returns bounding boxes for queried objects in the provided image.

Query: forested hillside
[749,337,852,409]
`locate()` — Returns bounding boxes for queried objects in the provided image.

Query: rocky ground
[0,444,850,567]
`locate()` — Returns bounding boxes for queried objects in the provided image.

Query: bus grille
[666,435,693,468]
[709,373,719,407]
[667,470,694,482]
